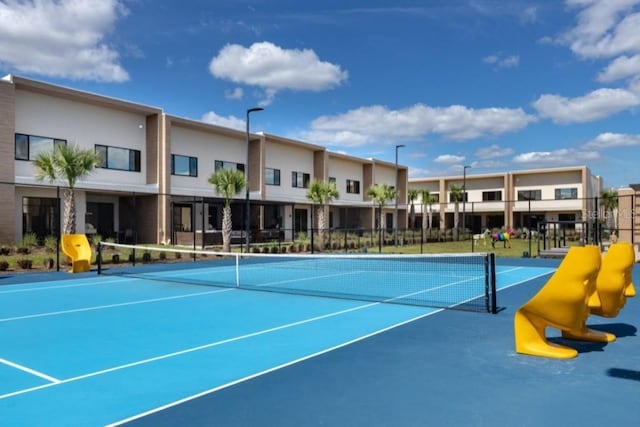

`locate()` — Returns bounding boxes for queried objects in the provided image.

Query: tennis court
[0,250,637,426]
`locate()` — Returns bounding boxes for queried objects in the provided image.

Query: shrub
[0,246,11,256]
[0,260,8,271]
[112,254,120,264]
[20,232,38,248]
[44,235,58,252]
[17,259,33,269]
[43,258,55,269]
[142,252,152,263]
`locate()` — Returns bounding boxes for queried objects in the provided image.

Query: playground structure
[61,234,92,273]
[514,243,636,359]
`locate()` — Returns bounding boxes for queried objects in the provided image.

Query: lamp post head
[247,107,264,114]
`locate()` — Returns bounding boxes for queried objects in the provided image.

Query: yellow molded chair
[588,242,636,318]
[61,234,92,273]
[514,245,603,359]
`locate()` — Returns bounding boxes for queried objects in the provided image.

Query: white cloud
[482,53,520,68]
[597,54,640,82]
[209,42,348,104]
[584,132,640,148]
[0,0,129,82]
[201,112,245,131]
[513,148,600,166]
[224,87,244,100]
[560,0,640,59]
[475,144,514,159]
[532,88,640,123]
[304,104,536,147]
[435,154,465,164]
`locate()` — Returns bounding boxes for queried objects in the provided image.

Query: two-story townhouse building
[1,74,163,244]
[409,166,602,235]
[1,75,408,246]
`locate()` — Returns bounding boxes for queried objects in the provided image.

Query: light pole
[462,165,471,238]
[245,107,264,253]
[394,144,405,246]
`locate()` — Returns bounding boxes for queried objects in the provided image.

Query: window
[292,171,310,188]
[449,192,467,202]
[482,191,502,201]
[171,154,197,177]
[555,188,578,200]
[214,160,245,173]
[346,179,360,194]
[329,177,336,184]
[22,197,59,239]
[265,168,281,186]
[96,145,141,172]
[15,133,66,160]
[517,189,541,201]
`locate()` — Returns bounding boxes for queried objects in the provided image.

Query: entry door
[385,212,393,231]
[294,208,308,234]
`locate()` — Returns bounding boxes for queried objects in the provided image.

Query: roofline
[410,165,590,182]
[5,74,163,115]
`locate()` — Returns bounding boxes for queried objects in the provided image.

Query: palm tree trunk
[317,205,326,251]
[454,202,459,241]
[222,206,232,252]
[63,189,76,234]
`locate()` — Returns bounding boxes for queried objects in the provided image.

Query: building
[617,185,639,244]
[0,75,407,245]
[408,166,603,238]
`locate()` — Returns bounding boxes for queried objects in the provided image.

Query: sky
[1,0,639,188]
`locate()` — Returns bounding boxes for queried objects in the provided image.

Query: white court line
[0,288,234,323]
[0,298,412,401]
[0,358,61,383]
[0,278,124,294]
[105,308,441,427]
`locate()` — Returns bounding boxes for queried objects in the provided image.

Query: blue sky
[1,1,640,188]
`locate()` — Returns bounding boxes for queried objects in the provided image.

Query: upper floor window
[555,188,578,200]
[329,177,336,184]
[265,168,281,186]
[482,191,502,201]
[171,154,197,177]
[449,192,467,202]
[292,171,310,188]
[346,179,360,194]
[96,144,141,172]
[15,133,66,161]
[517,189,542,201]
[214,160,245,173]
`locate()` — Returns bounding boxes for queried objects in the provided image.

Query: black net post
[97,242,103,274]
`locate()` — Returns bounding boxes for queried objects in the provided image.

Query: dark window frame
[265,168,281,186]
[214,160,245,174]
[554,187,578,200]
[15,133,66,161]
[292,171,310,188]
[482,190,502,201]
[346,179,360,194]
[517,189,542,201]
[171,154,198,177]
[95,144,141,172]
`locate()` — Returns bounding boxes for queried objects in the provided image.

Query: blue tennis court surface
[0,261,618,426]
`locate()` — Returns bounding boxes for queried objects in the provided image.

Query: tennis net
[97,242,497,313]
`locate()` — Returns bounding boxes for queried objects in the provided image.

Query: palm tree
[306,179,339,250]
[367,183,396,251]
[33,144,100,235]
[449,184,464,240]
[208,168,246,252]
[600,188,618,232]
[407,188,419,229]
[419,189,431,235]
